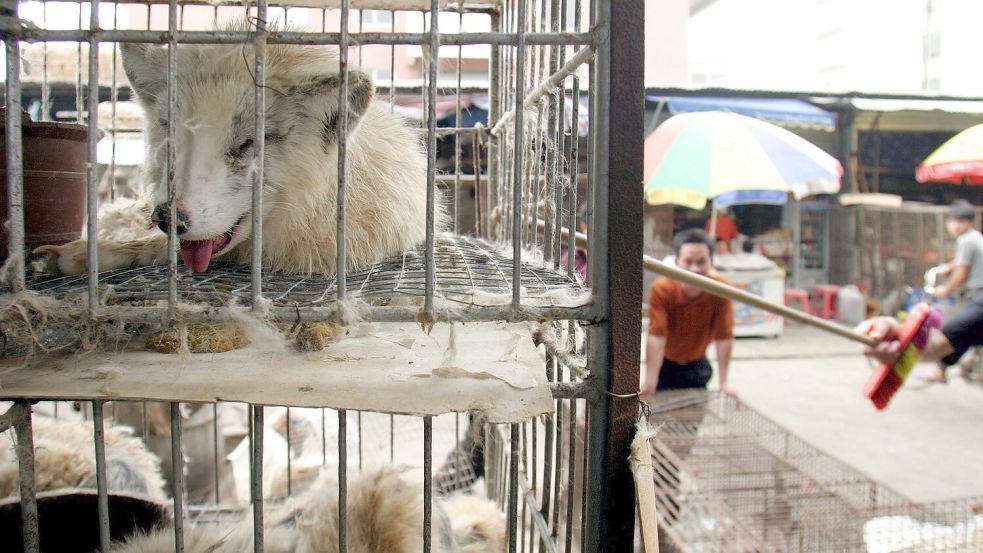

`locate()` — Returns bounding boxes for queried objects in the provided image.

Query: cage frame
[0,0,644,551]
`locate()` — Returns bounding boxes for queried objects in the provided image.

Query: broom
[542,222,931,410]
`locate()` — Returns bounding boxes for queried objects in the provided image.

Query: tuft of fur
[443,493,507,553]
[38,24,443,276]
[0,415,167,500]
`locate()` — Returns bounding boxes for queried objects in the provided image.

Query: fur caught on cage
[0,413,167,501]
[109,465,505,553]
[36,22,444,277]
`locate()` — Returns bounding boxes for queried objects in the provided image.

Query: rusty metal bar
[85,0,101,317]
[583,0,644,551]
[14,402,38,553]
[423,0,440,322]
[93,402,111,553]
[336,0,351,303]
[4,28,593,46]
[170,402,185,553]
[252,405,265,553]
[166,0,179,314]
[4,36,24,291]
[250,0,269,308]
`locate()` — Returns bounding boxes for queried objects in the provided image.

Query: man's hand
[857,317,903,366]
[719,382,739,397]
[639,380,658,396]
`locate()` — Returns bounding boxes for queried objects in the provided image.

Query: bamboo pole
[631,417,660,553]
[540,221,878,347]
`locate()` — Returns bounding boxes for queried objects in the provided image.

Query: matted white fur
[0,414,167,500]
[38,25,443,277]
[109,465,505,553]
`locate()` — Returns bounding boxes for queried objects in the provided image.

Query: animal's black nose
[152,204,190,235]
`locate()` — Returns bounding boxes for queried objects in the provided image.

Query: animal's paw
[33,241,89,275]
[33,236,166,275]
[294,322,344,352]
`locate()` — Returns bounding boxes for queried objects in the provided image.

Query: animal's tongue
[180,239,215,273]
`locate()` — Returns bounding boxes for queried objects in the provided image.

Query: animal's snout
[152,204,191,235]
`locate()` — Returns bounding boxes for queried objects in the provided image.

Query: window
[360,9,393,26]
[925,32,941,59]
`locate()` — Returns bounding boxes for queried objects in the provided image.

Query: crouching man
[641,229,736,396]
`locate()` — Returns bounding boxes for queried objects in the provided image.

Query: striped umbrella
[916,123,983,184]
[644,111,843,209]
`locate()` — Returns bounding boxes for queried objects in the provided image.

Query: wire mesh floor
[646,390,983,553]
[17,234,587,308]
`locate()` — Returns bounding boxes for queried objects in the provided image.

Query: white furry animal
[442,493,507,553]
[110,466,505,553]
[38,30,441,275]
[0,414,167,500]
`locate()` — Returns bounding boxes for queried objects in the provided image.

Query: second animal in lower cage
[111,465,505,553]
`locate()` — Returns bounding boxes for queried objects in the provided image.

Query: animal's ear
[293,70,374,139]
[121,43,168,101]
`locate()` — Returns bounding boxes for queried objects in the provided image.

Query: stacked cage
[829,204,956,302]
[648,391,983,553]
[0,1,644,552]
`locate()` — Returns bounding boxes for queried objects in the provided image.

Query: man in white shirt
[933,199,983,300]
[921,199,983,382]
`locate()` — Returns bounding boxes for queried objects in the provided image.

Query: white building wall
[686,0,982,96]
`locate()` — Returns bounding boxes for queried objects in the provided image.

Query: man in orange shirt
[641,228,736,395]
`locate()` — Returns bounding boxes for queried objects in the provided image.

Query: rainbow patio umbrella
[916,123,983,184]
[644,111,843,209]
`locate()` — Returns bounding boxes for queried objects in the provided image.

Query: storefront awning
[648,96,837,132]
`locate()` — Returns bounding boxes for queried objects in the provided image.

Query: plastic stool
[783,289,811,314]
[812,284,841,319]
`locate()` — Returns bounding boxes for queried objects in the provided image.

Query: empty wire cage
[0,0,644,552]
[647,391,983,553]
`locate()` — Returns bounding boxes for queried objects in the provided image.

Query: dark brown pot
[0,109,88,260]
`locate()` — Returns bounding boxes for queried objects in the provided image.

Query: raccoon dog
[39,34,441,275]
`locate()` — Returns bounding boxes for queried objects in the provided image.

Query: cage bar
[92,402,111,553]
[0,2,643,552]
[336,0,350,302]
[13,402,39,553]
[4,36,24,290]
[170,402,185,553]
[251,0,269,307]
[583,0,644,551]
[166,0,180,313]
[86,0,101,316]
[252,405,265,553]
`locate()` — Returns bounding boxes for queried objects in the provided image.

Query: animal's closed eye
[230,138,254,158]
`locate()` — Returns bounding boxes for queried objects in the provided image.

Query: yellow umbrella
[916,123,983,184]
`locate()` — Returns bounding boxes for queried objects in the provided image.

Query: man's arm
[934,264,968,297]
[642,335,666,395]
[935,260,955,275]
[714,339,736,395]
[863,319,954,364]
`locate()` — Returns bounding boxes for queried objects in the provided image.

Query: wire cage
[828,204,956,303]
[647,391,983,553]
[0,0,643,552]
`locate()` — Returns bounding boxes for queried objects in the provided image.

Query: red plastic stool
[783,289,811,314]
[812,284,841,319]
